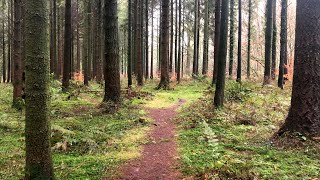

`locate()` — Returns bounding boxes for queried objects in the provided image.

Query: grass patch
[177,80,320,179]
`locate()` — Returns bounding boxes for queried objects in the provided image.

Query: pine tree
[236,0,242,83]
[247,0,252,79]
[212,0,221,84]
[271,0,277,80]
[103,0,121,102]
[214,0,229,107]
[202,0,209,76]
[229,0,235,78]
[25,0,54,178]
[62,0,72,90]
[263,0,273,85]
[128,0,133,87]
[278,0,320,137]
[278,0,287,89]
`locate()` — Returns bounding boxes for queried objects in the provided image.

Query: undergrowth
[177,80,320,179]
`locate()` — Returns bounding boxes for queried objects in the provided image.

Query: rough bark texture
[127,0,133,86]
[145,0,149,80]
[62,0,72,90]
[278,0,320,137]
[236,0,242,83]
[263,0,273,85]
[25,0,54,178]
[2,0,5,83]
[247,0,252,79]
[174,0,178,74]
[157,0,170,89]
[94,0,103,82]
[212,0,221,84]
[169,0,174,73]
[150,0,154,79]
[177,0,182,82]
[228,0,235,77]
[12,0,23,108]
[271,0,277,80]
[83,0,91,86]
[76,0,80,73]
[7,0,11,83]
[192,0,199,77]
[135,0,144,86]
[103,0,121,102]
[214,0,229,107]
[202,0,209,76]
[278,0,287,89]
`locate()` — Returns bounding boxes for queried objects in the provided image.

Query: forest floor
[0,79,320,179]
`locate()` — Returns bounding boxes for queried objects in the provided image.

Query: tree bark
[135,0,144,86]
[212,0,221,84]
[192,0,199,77]
[169,0,174,73]
[202,0,209,76]
[177,0,182,82]
[264,0,273,85]
[278,0,320,137]
[25,0,54,178]
[103,0,121,102]
[247,0,252,79]
[229,0,235,78]
[62,0,72,90]
[12,0,23,108]
[278,0,287,89]
[157,0,170,89]
[214,0,229,107]
[150,0,154,79]
[127,0,133,86]
[271,0,277,80]
[2,0,6,83]
[236,0,242,82]
[145,0,149,80]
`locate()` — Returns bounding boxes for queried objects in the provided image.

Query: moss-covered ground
[0,79,319,179]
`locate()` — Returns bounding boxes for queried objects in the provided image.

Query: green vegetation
[177,81,320,179]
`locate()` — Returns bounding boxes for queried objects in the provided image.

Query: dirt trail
[118,99,185,180]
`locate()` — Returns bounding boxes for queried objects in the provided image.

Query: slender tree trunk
[264,0,273,85]
[50,0,57,77]
[150,0,154,79]
[157,0,170,89]
[83,0,91,86]
[62,0,72,90]
[76,0,80,73]
[192,0,199,77]
[135,0,144,86]
[236,0,242,82]
[12,0,23,108]
[174,0,178,74]
[278,0,287,89]
[177,0,182,82]
[212,0,221,84]
[169,0,174,73]
[95,0,103,82]
[25,0,54,178]
[127,0,133,86]
[2,0,6,83]
[103,0,121,102]
[247,0,252,79]
[214,0,229,107]
[271,0,277,80]
[186,33,191,76]
[278,0,320,137]
[145,0,149,80]
[202,0,209,76]
[7,0,11,83]
[229,0,235,77]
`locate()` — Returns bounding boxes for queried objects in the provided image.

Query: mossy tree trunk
[103,0,121,103]
[25,0,54,178]
[157,0,170,89]
[278,0,320,137]
[214,0,229,107]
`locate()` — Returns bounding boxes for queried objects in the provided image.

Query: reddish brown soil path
[118,99,186,180]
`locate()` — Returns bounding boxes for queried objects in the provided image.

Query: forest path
[118,99,185,180]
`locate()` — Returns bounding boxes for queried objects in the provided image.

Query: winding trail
[119,99,185,180]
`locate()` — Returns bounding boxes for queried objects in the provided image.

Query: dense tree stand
[157,0,170,90]
[278,0,320,137]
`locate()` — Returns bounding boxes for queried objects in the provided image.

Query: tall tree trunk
[157,0,170,89]
[50,0,57,77]
[127,0,133,86]
[186,33,191,76]
[7,0,11,83]
[95,0,103,82]
[62,0,72,90]
[247,0,252,79]
[214,0,229,107]
[174,0,178,74]
[264,0,273,85]
[150,0,154,79]
[169,0,174,73]
[135,0,143,86]
[229,0,235,77]
[271,0,277,80]
[145,0,149,80]
[177,0,182,82]
[25,0,54,178]
[2,0,6,83]
[192,0,199,77]
[236,0,242,82]
[202,0,209,76]
[12,0,23,108]
[76,0,80,73]
[103,0,121,102]
[212,0,221,84]
[278,0,320,137]
[278,0,287,89]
